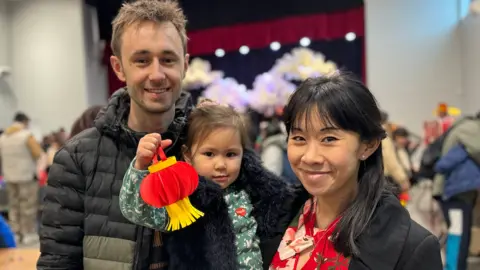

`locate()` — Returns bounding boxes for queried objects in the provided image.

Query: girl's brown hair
[185,102,251,153]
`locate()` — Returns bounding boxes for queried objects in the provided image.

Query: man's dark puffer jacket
[37,89,193,270]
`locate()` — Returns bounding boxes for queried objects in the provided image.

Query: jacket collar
[94,88,193,150]
[351,194,410,270]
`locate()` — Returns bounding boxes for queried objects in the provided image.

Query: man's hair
[392,127,409,139]
[111,0,188,57]
[14,112,29,123]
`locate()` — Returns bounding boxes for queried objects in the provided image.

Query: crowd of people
[0,0,479,270]
[0,105,102,246]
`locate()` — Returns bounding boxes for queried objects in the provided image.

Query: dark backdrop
[91,0,365,97]
[86,0,363,40]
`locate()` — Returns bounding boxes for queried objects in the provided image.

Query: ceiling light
[239,45,250,55]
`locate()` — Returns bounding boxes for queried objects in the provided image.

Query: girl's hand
[134,133,172,170]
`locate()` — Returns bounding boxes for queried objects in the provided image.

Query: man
[391,127,417,177]
[433,112,480,270]
[37,1,192,269]
[0,112,43,245]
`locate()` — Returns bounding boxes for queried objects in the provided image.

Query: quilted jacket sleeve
[37,145,85,270]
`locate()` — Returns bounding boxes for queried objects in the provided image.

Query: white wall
[459,14,480,116]
[366,0,467,134]
[0,1,8,65]
[0,0,15,130]
[83,4,108,107]
[8,0,89,134]
[3,0,107,135]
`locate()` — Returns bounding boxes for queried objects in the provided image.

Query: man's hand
[134,133,172,170]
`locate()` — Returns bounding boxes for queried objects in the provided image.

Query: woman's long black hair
[283,72,389,257]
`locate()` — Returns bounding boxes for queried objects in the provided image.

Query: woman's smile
[300,170,331,182]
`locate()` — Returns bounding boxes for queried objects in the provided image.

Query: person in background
[254,121,269,153]
[436,103,455,134]
[261,119,287,176]
[380,112,410,194]
[0,112,44,245]
[37,1,193,269]
[392,127,419,156]
[396,126,447,248]
[392,127,416,182]
[41,134,53,152]
[433,111,480,270]
[56,128,67,144]
[69,105,103,138]
[46,131,66,168]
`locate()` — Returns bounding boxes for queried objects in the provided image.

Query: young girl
[119,100,307,270]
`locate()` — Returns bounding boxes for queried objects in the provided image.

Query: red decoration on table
[139,147,204,231]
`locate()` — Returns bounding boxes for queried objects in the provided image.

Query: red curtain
[188,7,364,55]
[104,6,365,96]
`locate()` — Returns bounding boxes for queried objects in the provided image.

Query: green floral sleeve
[119,159,168,231]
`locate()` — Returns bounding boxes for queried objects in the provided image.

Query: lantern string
[153,147,169,163]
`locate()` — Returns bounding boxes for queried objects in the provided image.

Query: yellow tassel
[165,197,205,231]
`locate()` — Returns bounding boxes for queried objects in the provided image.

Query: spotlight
[299,37,311,47]
[345,32,356,42]
[215,49,225,57]
[239,45,250,55]
[270,41,281,51]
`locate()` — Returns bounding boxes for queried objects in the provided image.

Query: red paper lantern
[140,147,204,231]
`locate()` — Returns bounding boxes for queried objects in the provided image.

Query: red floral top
[270,199,350,270]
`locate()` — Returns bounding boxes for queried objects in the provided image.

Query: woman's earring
[361,155,366,160]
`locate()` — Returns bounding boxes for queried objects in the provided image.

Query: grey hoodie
[260,134,287,176]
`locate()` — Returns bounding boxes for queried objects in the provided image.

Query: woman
[269,74,442,269]
[69,105,103,138]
